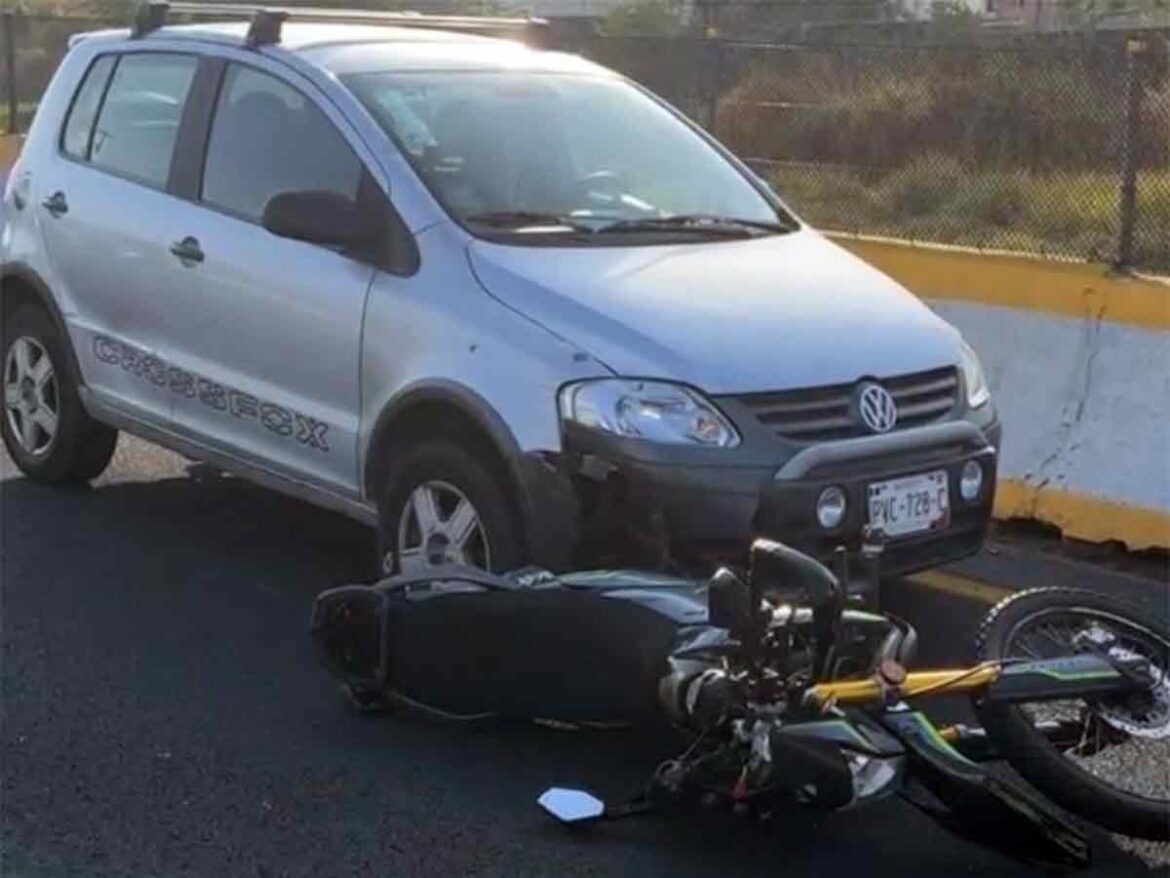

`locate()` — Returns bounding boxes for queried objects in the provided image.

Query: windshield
[343,71,790,237]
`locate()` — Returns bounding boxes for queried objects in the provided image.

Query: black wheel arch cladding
[365,382,581,571]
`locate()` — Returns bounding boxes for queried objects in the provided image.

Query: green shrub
[770,164,1169,271]
[715,47,1170,173]
[877,155,965,218]
[952,174,1030,228]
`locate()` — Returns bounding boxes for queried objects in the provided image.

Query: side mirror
[262,189,374,249]
[749,538,840,609]
[538,788,606,824]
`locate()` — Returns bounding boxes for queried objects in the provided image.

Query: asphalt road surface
[2,435,1166,878]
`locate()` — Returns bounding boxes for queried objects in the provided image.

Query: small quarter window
[61,54,116,160]
[90,53,198,188]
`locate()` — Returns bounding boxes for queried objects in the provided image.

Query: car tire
[376,439,526,576]
[1,305,118,484]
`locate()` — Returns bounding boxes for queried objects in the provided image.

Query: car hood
[467,229,963,395]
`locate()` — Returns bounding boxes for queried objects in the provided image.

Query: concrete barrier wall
[836,236,1169,551]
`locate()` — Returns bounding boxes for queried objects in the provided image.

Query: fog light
[816,486,847,529]
[960,461,984,502]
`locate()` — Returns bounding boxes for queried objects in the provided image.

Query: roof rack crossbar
[245,8,288,46]
[130,2,549,47]
[131,1,170,38]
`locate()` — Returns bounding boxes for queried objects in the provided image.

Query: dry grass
[771,161,1170,271]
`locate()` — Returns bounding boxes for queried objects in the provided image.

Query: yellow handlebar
[806,662,1003,708]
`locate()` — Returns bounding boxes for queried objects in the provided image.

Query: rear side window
[89,53,198,188]
[61,55,117,160]
[201,64,361,222]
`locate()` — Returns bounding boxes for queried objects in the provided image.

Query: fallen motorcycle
[311,539,1169,869]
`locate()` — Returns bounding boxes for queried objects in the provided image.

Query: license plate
[867,470,950,538]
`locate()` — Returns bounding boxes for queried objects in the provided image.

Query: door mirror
[538,788,606,824]
[262,190,374,248]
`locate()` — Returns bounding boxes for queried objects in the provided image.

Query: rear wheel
[974,588,1170,840]
[1,306,117,483]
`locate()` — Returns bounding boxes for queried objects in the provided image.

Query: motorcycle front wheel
[974,587,1170,841]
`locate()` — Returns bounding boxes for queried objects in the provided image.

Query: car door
[36,49,200,423]
[154,59,376,495]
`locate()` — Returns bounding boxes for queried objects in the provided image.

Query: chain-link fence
[576,32,1170,271]
[1,12,118,135]
[3,11,1169,271]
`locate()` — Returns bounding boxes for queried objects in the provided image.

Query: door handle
[169,236,204,266]
[41,191,68,218]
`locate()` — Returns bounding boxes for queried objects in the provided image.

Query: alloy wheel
[394,480,492,573]
[4,336,59,457]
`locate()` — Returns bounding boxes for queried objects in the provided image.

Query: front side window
[61,54,117,160]
[89,53,197,187]
[344,71,789,240]
[201,64,362,223]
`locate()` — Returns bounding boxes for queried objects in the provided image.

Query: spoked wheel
[975,588,1170,840]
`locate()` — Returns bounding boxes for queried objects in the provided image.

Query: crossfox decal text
[91,335,330,453]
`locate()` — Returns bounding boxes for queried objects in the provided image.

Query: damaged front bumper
[518,414,1001,581]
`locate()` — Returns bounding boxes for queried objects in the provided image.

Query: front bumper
[531,415,1000,578]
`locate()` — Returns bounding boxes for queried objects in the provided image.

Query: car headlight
[960,341,990,409]
[559,379,740,447]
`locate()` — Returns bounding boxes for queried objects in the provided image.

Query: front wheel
[974,588,1170,840]
[376,440,526,576]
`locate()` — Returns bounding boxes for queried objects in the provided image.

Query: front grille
[733,366,960,442]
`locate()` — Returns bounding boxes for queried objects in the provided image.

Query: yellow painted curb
[994,478,1170,551]
[0,135,21,166]
[907,569,1011,605]
[831,234,1170,331]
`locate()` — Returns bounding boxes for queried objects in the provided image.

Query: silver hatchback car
[1,4,1000,582]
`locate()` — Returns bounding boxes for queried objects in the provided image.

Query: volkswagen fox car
[0,6,1000,582]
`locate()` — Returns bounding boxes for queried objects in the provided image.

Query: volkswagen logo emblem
[856,383,898,434]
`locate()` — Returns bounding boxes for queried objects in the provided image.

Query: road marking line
[907,570,1013,605]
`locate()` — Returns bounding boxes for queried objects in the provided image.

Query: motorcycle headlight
[559,379,740,448]
[960,341,990,409]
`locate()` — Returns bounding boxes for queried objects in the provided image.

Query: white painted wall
[929,299,1170,513]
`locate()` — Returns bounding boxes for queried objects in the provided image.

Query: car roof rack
[130,1,549,47]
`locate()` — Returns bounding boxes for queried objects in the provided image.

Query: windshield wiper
[597,214,796,236]
[464,211,593,234]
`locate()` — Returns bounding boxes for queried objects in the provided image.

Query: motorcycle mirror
[707,567,753,632]
[538,788,606,824]
[749,538,839,608]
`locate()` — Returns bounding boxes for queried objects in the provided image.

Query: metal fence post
[3,11,18,135]
[1114,36,1145,272]
[705,39,724,135]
